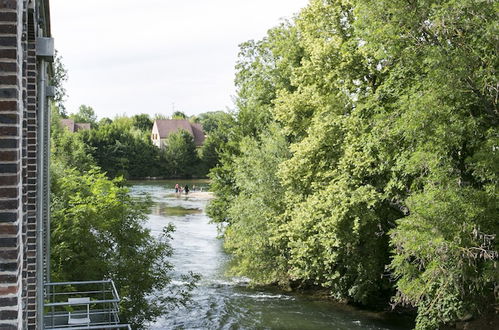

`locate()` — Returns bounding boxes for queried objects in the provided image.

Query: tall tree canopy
[51,51,68,116]
[163,130,199,178]
[208,0,498,328]
[81,118,162,178]
[70,104,97,127]
[132,113,154,132]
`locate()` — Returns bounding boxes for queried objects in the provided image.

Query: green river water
[129,180,413,330]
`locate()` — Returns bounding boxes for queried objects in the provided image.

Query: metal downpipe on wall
[36,58,47,329]
[43,77,51,286]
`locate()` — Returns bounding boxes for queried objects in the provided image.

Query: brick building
[0,0,53,328]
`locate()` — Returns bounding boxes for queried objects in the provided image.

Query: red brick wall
[0,0,38,328]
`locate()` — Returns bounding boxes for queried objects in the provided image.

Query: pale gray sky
[50,0,309,119]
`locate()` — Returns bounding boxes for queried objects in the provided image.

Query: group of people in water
[174,183,191,195]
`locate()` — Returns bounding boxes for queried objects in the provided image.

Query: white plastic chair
[67,297,91,325]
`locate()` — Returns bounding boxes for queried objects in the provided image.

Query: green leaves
[50,167,197,329]
[70,104,97,126]
[223,125,291,284]
[81,118,163,179]
[208,0,498,328]
[163,129,198,178]
[390,187,498,329]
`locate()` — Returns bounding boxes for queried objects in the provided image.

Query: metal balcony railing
[44,280,131,330]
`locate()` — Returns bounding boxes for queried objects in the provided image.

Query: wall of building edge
[0,0,24,328]
[0,0,52,328]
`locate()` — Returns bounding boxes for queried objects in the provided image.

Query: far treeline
[51,106,233,179]
[206,1,498,330]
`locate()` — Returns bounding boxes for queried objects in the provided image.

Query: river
[129,180,412,330]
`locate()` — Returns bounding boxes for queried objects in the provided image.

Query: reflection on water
[129,180,412,330]
[152,202,203,217]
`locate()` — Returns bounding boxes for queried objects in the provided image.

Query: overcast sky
[50,0,309,119]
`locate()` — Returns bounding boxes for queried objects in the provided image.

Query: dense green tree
[163,130,198,178]
[208,20,304,223]
[195,111,233,133]
[51,51,68,117]
[223,125,290,284]
[391,187,497,329]
[198,111,235,173]
[352,0,499,327]
[274,0,395,306]
[51,167,198,329]
[51,129,95,173]
[51,105,95,172]
[198,132,226,174]
[81,119,163,179]
[132,113,153,132]
[98,117,113,126]
[208,0,498,328]
[172,111,187,119]
[233,20,303,139]
[70,104,97,127]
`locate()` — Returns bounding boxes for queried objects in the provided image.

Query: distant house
[151,119,205,148]
[60,119,91,133]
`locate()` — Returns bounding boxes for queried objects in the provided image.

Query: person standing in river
[184,185,189,195]
[175,183,179,194]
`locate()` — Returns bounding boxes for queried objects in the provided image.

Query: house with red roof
[151,119,205,148]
